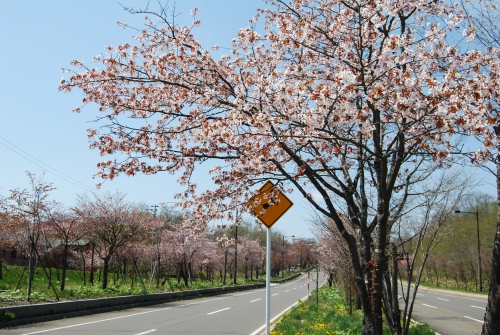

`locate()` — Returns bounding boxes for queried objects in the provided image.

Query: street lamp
[455,209,482,291]
[282,235,295,278]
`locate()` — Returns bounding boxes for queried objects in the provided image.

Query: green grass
[0,263,263,306]
[271,285,435,335]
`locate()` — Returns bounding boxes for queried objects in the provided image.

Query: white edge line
[207,307,230,315]
[436,298,449,301]
[233,291,256,297]
[249,294,309,335]
[400,284,487,303]
[20,307,171,335]
[471,305,484,309]
[134,330,157,335]
[422,303,437,308]
[464,316,483,323]
[22,274,309,335]
[20,300,205,335]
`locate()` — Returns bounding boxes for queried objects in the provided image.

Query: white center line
[233,292,255,297]
[293,288,297,289]
[422,303,437,308]
[285,290,289,292]
[437,298,449,301]
[471,305,484,309]
[272,293,279,296]
[134,330,157,335]
[417,293,424,296]
[464,316,483,323]
[250,298,261,302]
[207,307,231,315]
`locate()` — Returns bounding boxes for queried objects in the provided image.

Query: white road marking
[464,316,483,323]
[285,290,289,292]
[471,305,485,309]
[19,305,173,335]
[207,307,230,315]
[249,294,309,335]
[19,297,217,335]
[272,293,279,296]
[278,274,308,287]
[293,287,297,289]
[250,298,261,302]
[417,293,424,296]
[134,330,157,335]
[422,303,437,308]
[437,298,449,301]
[401,284,487,302]
[233,291,256,297]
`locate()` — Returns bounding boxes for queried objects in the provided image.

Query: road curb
[258,271,326,335]
[0,283,265,329]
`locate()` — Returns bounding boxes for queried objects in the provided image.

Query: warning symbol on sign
[250,181,293,228]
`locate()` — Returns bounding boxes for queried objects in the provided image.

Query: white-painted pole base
[266,227,271,335]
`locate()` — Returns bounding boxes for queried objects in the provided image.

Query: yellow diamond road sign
[250,181,293,228]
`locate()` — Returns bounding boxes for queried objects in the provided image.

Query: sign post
[250,181,293,335]
[266,227,271,335]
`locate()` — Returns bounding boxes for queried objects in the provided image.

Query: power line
[0,135,100,193]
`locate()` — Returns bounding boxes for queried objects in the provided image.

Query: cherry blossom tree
[237,236,263,281]
[60,1,499,333]
[161,224,208,286]
[4,173,57,299]
[44,209,86,291]
[73,192,152,289]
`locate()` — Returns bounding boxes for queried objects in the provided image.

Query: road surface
[3,271,323,335]
[401,285,487,335]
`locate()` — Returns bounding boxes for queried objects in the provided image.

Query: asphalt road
[401,285,487,335]
[3,271,323,335]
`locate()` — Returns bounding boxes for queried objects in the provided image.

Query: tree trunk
[223,250,228,285]
[102,257,110,289]
[27,240,36,300]
[482,149,500,334]
[89,243,95,286]
[60,243,69,291]
[183,259,189,287]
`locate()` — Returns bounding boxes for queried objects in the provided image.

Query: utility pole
[150,204,159,218]
[282,235,295,278]
[234,222,238,285]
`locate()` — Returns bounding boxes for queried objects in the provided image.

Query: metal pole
[476,210,482,292]
[234,223,238,285]
[282,235,285,278]
[266,227,271,335]
[316,264,319,308]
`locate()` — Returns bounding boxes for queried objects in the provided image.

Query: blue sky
[0,0,321,238]
[0,1,495,239]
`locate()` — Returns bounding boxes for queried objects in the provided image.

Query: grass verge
[0,263,292,306]
[271,285,435,335]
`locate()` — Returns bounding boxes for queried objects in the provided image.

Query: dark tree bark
[482,145,500,334]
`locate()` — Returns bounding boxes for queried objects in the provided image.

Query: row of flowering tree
[2,176,309,294]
